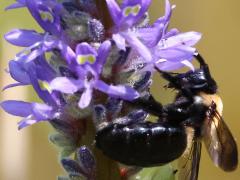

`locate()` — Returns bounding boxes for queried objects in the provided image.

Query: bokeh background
[0,0,239,179]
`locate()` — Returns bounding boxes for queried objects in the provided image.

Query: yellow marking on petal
[39,80,52,93]
[123,4,141,17]
[124,7,132,17]
[132,5,141,15]
[76,55,96,65]
[39,10,54,23]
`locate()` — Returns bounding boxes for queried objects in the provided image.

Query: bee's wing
[178,127,202,180]
[203,110,238,171]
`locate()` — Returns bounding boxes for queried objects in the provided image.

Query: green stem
[95,0,113,34]
[85,2,119,179]
[80,119,121,180]
[75,1,120,179]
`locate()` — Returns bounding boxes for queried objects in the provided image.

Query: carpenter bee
[159,54,238,180]
[95,53,238,179]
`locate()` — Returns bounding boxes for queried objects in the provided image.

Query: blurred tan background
[0,0,239,179]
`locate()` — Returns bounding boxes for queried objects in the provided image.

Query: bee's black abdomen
[95,122,187,166]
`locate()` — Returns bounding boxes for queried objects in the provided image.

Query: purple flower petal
[154,46,196,62]
[95,40,111,73]
[181,60,195,71]
[163,0,174,23]
[4,29,43,47]
[106,0,121,25]
[164,28,179,38]
[25,48,44,63]
[16,37,72,63]
[107,0,151,29]
[95,80,139,101]
[76,43,97,56]
[5,0,26,10]
[154,0,173,26]
[57,41,76,64]
[75,43,97,65]
[1,100,32,117]
[121,32,152,61]
[26,0,62,36]
[2,82,26,91]
[18,118,38,130]
[79,86,93,108]
[27,66,57,106]
[137,23,164,47]
[160,32,202,48]
[35,55,56,82]
[50,77,82,94]
[155,59,179,71]
[32,103,54,120]
[112,34,126,51]
[120,0,151,28]
[155,58,194,71]
[8,60,30,84]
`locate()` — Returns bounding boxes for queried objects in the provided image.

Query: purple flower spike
[1,0,205,178]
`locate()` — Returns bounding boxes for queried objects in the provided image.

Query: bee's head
[163,54,218,95]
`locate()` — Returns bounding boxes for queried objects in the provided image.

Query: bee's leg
[113,109,148,126]
[195,53,207,66]
[156,69,181,89]
[130,95,163,117]
[156,69,195,102]
[162,102,190,124]
[195,53,211,75]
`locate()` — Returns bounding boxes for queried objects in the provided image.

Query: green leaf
[130,165,176,180]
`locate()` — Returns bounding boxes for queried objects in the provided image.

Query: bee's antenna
[194,53,207,67]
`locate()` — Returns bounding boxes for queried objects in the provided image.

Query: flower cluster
[1,0,201,179]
